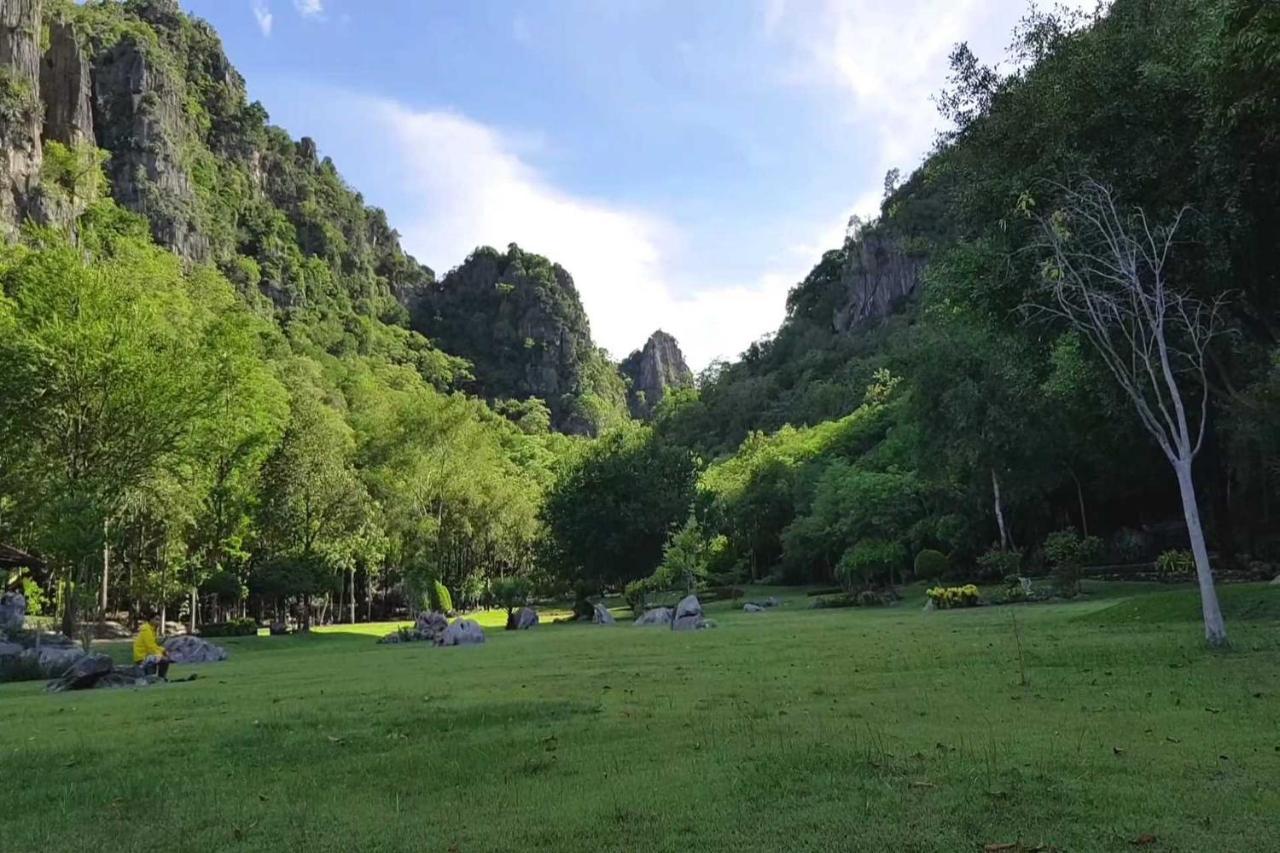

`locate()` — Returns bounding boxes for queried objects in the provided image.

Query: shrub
[1044,528,1103,596]
[836,539,907,590]
[913,549,949,580]
[571,582,595,621]
[976,548,1022,581]
[198,618,259,638]
[491,577,532,616]
[1155,549,1194,581]
[0,652,45,684]
[428,579,454,614]
[926,584,981,609]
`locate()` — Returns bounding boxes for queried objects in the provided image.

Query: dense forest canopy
[2,0,1279,642]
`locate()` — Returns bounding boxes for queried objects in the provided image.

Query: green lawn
[2,583,1278,852]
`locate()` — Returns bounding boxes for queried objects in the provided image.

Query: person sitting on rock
[133,610,170,681]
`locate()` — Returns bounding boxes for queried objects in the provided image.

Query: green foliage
[836,540,908,591]
[976,548,1022,582]
[491,577,531,615]
[39,140,110,210]
[429,578,453,614]
[1043,528,1104,597]
[913,549,949,580]
[198,618,258,637]
[541,425,697,589]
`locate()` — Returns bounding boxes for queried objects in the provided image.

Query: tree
[0,234,215,633]
[1037,180,1228,645]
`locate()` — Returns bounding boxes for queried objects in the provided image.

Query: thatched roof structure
[0,544,44,571]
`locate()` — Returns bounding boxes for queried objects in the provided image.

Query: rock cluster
[45,653,163,693]
[378,612,485,647]
[162,635,228,664]
[634,607,673,627]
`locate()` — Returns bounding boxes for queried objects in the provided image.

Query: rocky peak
[620,329,693,420]
[833,228,928,333]
[40,17,94,147]
[0,0,44,238]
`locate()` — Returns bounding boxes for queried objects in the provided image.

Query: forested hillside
[2,0,1278,643]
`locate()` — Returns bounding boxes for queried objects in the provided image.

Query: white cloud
[367,100,799,369]
[765,0,1102,219]
[294,0,324,18]
[252,0,273,36]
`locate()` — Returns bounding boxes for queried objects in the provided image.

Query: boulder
[672,595,708,631]
[764,596,783,608]
[1271,575,1279,586]
[269,621,289,636]
[45,653,113,692]
[743,603,764,613]
[0,640,22,658]
[26,646,87,678]
[0,591,26,636]
[92,620,133,640]
[634,607,672,627]
[438,619,485,647]
[415,611,449,642]
[592,603,616,625]
[512,607,539,630]
[162,635,228,664]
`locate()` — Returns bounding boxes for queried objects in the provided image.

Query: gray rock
[634,607,672,627]
[619,330,694,420]
[269,621,289,636]
[513,607,539,630]
[415,611,449,642]
[438,619,485,646]
[26,646,87,678]
[592,603,616,625]
[743,603,765,613]
[162,635,228,664]
[923,598,936,613]
[764,596,783,608]
[674,594,702,619]
[1271,575,1279,586]
[0,640,22,658]
[672,594,707,630]
[0,591,26,635]
[45,653,113,692]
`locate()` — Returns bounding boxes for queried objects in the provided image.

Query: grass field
[2,582,1278,852]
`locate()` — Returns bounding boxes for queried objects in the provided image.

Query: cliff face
[407,244,628,433]
[0,0,434,333]
[619,330,693,420]
[832,231,928,333]
[0,0,44,238]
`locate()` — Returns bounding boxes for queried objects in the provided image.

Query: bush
[623,575,662,613]
[198,618,259,638]
[976,548,1022,581]
[1155,549,1194,581]
[491,577,532,615]
[810,590,891,609]
[1044,528,1103,596]
[926,584,982,609]
[428,579,454,614]
[836,539,907,590]
[913,549,949,580]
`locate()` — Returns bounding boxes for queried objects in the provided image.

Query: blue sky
[182,0,1096,368]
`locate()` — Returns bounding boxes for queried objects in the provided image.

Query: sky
[182,0,1096,369]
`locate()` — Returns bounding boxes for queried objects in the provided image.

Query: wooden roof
[0,544,44,570]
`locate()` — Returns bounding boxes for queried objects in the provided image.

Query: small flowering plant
[926,584,982,609]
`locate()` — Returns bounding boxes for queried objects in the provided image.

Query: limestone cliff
[0,0,43,238]
[619,330,694,420]
[832,230,928,333]
[406,244,629,434]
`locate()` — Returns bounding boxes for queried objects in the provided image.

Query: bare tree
[1035,180,1228,646]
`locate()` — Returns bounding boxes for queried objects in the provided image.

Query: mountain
[404,243,628,434]
[619,330,694,420]
[0,0,635,430]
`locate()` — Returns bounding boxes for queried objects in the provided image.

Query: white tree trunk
[1174,459,1227,646]
[992,468,1009,550]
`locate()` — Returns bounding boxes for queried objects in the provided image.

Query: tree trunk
[1070,469,1089,537]
[349,569,356,624]
[189,586,197,635]
[100,520,110,614]
[1174,460,1228,646]
[992,468,1010,550]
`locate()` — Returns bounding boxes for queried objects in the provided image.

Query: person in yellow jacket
[133,609,171,680]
